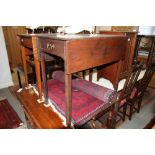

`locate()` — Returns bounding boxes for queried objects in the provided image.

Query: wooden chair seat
[126,66,155,120]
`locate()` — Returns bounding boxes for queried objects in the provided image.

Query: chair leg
[137,97,142,113]
[129,103,134,120]
[122,104,127,121]
[81,71,85,79]
[107,105,116,128]
[111,110,117,129]
[89,69,93,82]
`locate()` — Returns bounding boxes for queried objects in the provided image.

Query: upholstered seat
[126,66,155,120]
[47,71,118,128]
[116,63,143,122]
[83,69,126,91]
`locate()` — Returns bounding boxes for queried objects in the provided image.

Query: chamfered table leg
[40,53,48,104]
[21,45,29,88]
[65,74,72,127]
[32,36,43,102]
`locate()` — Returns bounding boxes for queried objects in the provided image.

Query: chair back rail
[119,63,143,102]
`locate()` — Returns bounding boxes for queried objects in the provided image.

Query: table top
[18,33,126,41]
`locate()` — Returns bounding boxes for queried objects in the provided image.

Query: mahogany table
[18,33,128,127]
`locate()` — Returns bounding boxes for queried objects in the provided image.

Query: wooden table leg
[65,74,72,127]
[32,36,43,102]
[40,53,48,104]
[89,68,93,81]
[34,57,43,102]
[21,45,29,88]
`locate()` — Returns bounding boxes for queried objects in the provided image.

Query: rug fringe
[31,85,68,127]
[0,97,6,101]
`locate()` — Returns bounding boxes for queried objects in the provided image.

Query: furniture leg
[107,104,116,129]
[21,46,29,88]
[122,104,127,121]
[89,68,93,82]
[137,97,142,113]
[32,37,43,102]
[65,74,72,127]
[129,102,134,120]
[81,71,85,79]
[41,53,48,104]
[17,70,22,88]
[34,58,43,102]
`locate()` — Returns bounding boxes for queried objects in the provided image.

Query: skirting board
[0,81,14,89]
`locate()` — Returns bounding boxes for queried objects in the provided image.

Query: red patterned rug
[0,99,23,129]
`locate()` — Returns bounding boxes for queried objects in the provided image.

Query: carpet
[0,99,23,129]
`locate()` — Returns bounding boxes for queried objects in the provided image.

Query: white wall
[139,26,155,34]
[0,26,13,89]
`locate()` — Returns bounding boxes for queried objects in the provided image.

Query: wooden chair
[126,65,155,120]
[116,63,143,122]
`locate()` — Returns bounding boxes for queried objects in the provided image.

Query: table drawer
[20,37,32,48]
[40,39,65,57]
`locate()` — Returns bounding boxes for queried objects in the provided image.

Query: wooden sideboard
[98,31,138,88]
[18,33,128,127]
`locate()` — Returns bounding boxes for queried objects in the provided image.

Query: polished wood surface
[9,86,65,129]
[18,33,128,127]
[65,37,127,74]
[98,31,138,87]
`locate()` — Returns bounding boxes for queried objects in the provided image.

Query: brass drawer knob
[46,43,55,50]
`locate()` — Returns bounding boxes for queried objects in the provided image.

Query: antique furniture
[16,63,36,88]
[97,31,138,90]
[126,64,155,120]
[47,71,118,128]
[116,63,143,122]
[135,33,155,67]
[16,57,64,88]
[135,32,155,89]
[18,33,128,127]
